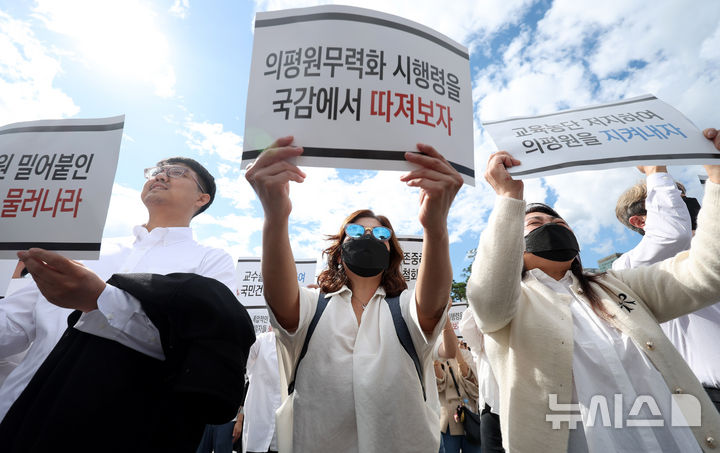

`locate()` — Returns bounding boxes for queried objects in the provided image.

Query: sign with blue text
[483,95,718,179]
[235,257,317,307]
[243,5,475,185]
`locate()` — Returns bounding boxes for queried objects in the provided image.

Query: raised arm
[401,144,463,332]
[466,151,525,333]
[613,165,691,270]
[436,317,459,359]
[245,136,306,331]
[618,128,720,321]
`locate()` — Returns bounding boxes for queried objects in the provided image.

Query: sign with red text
[483,95,719,179]
[247,307,272,335]
[448,303,467,337]
[235,257,317,307]
[242,5,474,185]
[0,116,124,259]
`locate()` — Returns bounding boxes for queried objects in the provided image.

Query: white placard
[482,95,718,179]
[0,116,124,259]
[247,307,272,335]
[243,5,475,185]
[397,235,423,290]
[448,303,466,337]
[235,257,317,307]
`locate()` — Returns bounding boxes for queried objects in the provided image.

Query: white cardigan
[466,181,720,452]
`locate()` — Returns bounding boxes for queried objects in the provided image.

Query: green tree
[451,248,476,303]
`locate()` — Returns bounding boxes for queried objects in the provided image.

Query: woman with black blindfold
[466,129,720,453]
[244,136,463,453]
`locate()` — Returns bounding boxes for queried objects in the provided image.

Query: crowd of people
[0,127,719,452]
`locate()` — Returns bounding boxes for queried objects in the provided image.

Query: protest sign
[235,257,317,307]
[397,235,423,290]
[0,116,124,259]
[242,5,475,185]
[247,307,272,335]
[448,303,467,337]
[483,94,719,179]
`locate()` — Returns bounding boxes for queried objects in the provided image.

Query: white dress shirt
[613,173,720,388]
[242,332,281,453]
[0,225,235,422]
[533,270,700,453]
[459,308,500,414]
[0,278,35,387]
[612,172,692,270]
[269,285,446,453]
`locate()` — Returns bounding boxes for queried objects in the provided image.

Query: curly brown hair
[317,209,408,297]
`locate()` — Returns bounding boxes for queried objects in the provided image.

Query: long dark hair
[524,203,612,320]
[317,209,408,297]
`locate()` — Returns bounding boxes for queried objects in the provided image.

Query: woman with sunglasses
[245,136,463,453]
[467,129,720,453]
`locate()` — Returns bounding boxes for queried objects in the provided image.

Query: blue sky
[1,0,719,284]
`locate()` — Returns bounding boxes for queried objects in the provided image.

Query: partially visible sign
[247,307,272,335]
[397,235,423,290]
[448,303,467,337]
[243,5,475,185]
[483,95,718,179]
[235,257,317,307]
[0,116,124,259]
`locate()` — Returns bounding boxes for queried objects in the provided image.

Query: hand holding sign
[401,143,463,234]
[484,151,524,200]
[245,136,305,221]
[703,128,720,184]
[17,248,106,312]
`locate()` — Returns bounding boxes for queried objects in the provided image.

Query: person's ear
[195,193,211,209]
[628,215,646,231]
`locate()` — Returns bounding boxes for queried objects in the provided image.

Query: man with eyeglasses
[0,157,254,452]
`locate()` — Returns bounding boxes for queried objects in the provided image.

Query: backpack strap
[385,295,427,401]
[288,291,329,395]
[287,292,427,401]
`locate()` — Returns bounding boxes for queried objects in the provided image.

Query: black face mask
[682,196,701,231]
[341,236,390,277]
[525,222,580,262]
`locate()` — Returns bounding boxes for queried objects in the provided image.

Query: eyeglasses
[144,166,206,193]
[345,223,393,241]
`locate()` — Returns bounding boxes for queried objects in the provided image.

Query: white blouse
[269,285,446,453]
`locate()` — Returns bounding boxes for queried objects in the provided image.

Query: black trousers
[705,386,720,413]
[480,404,505,453]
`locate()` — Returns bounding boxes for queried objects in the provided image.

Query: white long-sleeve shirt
[536,270,700,453]
[459,308,500,415]
[612,172,692,269]
[242,331,281,453]
[0,225,236,421]
[613,172,720,388]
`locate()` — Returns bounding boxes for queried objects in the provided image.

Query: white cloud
[32,0,176,97]
[178,120,244,162]
[169,0,190,19]
[0,10,78,125]
[103,183,147,237]
[471,0,720,259]
[192,212,265,258]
